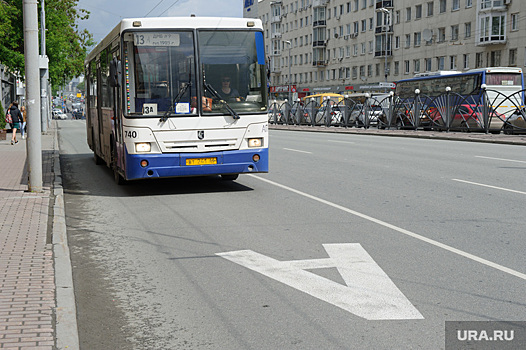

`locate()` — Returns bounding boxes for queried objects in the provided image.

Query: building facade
[244,0,523,100]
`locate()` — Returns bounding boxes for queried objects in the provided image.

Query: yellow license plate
[185,157,217,166]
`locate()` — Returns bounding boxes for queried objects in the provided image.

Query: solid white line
[452,179,526,195]
[249,175,526,281]
[327,140,356,144]
[283,148,312,154]
[475,155,526,164]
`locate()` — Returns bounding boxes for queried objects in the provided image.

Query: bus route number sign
[134,33,180,47]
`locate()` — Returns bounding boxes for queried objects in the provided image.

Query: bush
[0,101,5,130]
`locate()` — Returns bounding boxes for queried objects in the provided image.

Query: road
[57,120,526,349]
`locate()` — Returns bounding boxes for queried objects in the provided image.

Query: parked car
[427,104,502,131]
[503,108,526,135]
[315,105,343,125]
[55,113,68,120]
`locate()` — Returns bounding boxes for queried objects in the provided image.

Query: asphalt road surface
[58,120,526,349]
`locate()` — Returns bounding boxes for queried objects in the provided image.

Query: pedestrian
[20,105,27,139]
[8,101,23,145]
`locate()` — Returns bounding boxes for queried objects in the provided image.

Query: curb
[51,123,80,350]
[269,124,526,146]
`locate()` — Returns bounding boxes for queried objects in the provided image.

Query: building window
[466,0,472,8]
[368,64,373,77]
[452,0,459,11]
[425,58,432,71]
[405,34,411,48]
[479,14,506,43]
[476,52,483,68]
[450,55,457,69]
[404,60,410,74]
[451,25,459,41]
[376,63,380,76]
[437,56,445,70]
[394,61,399,75]
[463,54,470,69]
[511,13,519,31]
[465,22,471,38]
[509,48,517,66]
[395,10,401,24]
[489,50,501,66]
[406,7,412,21]
[414,59,421,73]
[416,5,422,19]
[414,32,422,46]
[427,1,434,16]
[439,0,447,13]
[438,27,446,42]
[395,36,400,49]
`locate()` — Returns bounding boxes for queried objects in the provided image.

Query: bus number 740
[125,130,137,138]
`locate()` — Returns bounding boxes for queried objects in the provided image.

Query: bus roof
[86,16,263,64]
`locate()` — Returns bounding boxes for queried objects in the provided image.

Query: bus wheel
[221,174,239,181]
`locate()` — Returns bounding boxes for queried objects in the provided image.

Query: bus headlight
[135,142,151,152]
[248,138,263,148]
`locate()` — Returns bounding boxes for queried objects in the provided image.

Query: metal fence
[268,88,526,135]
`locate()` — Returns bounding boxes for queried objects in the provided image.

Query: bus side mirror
[110,57,122,87]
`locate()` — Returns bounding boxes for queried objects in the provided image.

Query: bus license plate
[185,157,217,166]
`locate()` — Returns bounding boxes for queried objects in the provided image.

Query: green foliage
[0,0,93,89]
[0,100,5,130]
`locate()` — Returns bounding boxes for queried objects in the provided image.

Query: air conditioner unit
[344,35,349,40]
[351,33,358,38]
[504,0,511,4]
[334,33,339,38]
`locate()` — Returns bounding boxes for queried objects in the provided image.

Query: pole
[285,40,292,103]
[23,0,43,192]
[40,0,49,133]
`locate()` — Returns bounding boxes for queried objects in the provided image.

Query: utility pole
[40,0,50,133]
[23,0,43,192]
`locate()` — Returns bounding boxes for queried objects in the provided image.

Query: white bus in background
[85,17,269,184]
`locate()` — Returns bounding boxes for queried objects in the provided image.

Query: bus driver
[217,75,242,102]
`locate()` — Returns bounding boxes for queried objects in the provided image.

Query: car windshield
[199,30,268,115]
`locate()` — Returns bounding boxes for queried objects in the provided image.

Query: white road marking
[475,156,526,164]
[452,179,526,196]
[249,175,526,281]
[218,243,424,320]
[283,148,312,154]
[327,140,355,144]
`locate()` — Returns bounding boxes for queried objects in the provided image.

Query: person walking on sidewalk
[8,101,23,145]
[20,105,27,139]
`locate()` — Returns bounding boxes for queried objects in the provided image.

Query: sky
[76,0,244,45]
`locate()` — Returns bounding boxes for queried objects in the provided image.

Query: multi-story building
[244,0,523,100]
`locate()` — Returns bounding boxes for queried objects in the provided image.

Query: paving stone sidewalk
[0,128,56,350]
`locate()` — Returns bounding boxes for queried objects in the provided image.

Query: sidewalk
[0,122,76,350]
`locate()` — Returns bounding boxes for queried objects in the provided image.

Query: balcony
[375,0,393,9]
[312,0,328,7]
[313,20,326,27]
[375,25,393,34]
[313,40,327,47]
[374,50,392,58]
[313,60,327,67]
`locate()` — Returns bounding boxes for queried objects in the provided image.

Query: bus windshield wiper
[205,83,240,120]
[160,81,192,123]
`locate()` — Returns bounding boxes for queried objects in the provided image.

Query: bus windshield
[125,31,197,116]
[199,30,268,114]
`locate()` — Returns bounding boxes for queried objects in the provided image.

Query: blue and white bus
[85,17,269,184]
[395,67,524,131]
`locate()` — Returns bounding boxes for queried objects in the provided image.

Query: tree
[0,0,93,89]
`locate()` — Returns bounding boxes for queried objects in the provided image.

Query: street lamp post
[380,8,391,93]
[284,40,292,103]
